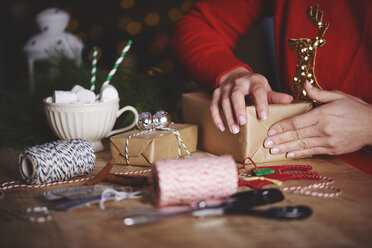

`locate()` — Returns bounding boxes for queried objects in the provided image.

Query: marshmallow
[100,84,119,102]
[45,96,53,103]
[53,90,77,103]
[76,89,96,103]
[71,84,86,94]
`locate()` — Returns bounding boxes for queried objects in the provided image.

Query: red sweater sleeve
[173,0,273,89]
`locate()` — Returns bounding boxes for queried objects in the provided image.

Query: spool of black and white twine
[18,139,96,185]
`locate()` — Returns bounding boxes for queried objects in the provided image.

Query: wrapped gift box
[110,123,198,166]
[182,92,312,163]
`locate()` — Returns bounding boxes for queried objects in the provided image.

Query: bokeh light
[181,1,194,12]
[126,21,142,35]
[144,13,160,26]
[120,0,135,9]
[168,8,183,21]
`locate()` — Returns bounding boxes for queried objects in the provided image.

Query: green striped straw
[90,46,98,92]
[103,40,133,87]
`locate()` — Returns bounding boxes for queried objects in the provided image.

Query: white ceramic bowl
[43,98,138,151]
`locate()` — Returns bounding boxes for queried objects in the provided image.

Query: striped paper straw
[90,46,98,92]
[103,40,133,87]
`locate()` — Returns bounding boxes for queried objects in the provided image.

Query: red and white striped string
[2,155,342,199]
[0,169,151,191]
[238,172,342,198]
[281,175,342,198]
[113,169,152,176]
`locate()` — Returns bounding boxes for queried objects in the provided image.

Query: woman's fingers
[267,90,293,104]
[211,83,241,134]
[267,108,320,137]
[264,124,321,148]
[269,136,325,155]
[286,146,330,158]
[231,87,248,125]
[221,88,240,134]
[250,83,269,120]
[304,80,343,103]
[210,88,225,132]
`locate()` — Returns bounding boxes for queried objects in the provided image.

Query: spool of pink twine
[152,155,238,207]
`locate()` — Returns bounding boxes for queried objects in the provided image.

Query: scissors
[123,189,312,226]
[193,205,312,220]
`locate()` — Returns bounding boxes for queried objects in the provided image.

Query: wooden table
[0,147,371,248]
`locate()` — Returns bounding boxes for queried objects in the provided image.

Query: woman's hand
[210,67,293,134]
[264,81,372,158]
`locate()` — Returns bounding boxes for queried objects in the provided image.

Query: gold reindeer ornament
[289,5,329,101]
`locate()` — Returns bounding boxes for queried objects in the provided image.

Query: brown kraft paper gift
[182,92,312,163]
[110,123,198,166]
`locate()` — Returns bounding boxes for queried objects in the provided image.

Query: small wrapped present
[182,92,312,163]
[110,123,198,166]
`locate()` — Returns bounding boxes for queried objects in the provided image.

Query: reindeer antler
[307,5,329,42]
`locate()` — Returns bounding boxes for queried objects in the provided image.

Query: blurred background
[0,0,279,147]
[1,0,196,90]
[0,0,280,90]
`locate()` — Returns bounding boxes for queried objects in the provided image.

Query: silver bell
[153,110,171,127]
[137,112,153,130]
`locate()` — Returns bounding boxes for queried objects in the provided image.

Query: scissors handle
[225,205,312,220]
[231,188,284,206]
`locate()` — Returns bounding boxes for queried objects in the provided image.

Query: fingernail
[231,124,239,134]
[271,147,279,154]
[238,115,246,125]
[287,152,295,158]
[259,111,267,120]
[268,129,277,136]
[264,139,273,148]
[217,123,225,132]
[305,80,313,89]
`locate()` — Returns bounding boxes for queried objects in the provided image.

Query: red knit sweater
[173,0,372,175]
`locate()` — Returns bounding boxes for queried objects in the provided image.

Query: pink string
[152,155,238,207]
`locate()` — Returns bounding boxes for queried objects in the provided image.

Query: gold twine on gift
[124,125,192,166]
[288,5,329,101]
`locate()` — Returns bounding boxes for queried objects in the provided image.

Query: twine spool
[152,155,238,207]
[19,139,96,185]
